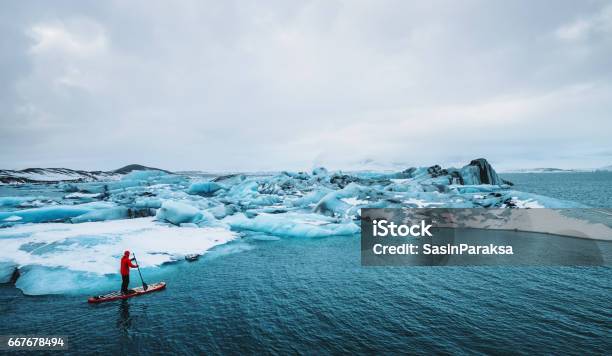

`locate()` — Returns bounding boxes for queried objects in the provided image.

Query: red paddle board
[88,282,166,303]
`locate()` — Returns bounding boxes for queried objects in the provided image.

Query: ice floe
[0,217,236,294]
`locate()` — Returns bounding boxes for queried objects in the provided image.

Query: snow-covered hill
[0,164,169,184]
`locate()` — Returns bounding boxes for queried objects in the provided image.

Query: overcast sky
[1,0,611,171]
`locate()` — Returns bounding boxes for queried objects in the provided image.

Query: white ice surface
[341,197,369,206]
[224,212,359,238]
[404,198,446,208]
[0,217,237,275]
[65,192,101,199]
[511,197,545,208]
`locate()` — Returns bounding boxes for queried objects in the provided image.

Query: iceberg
[188,181,224,196]
[225,213,359,238]
[70,207,155,223]
[133,198,163,209]
[312,167,329,176]
[288,189,332,208]
[155,200,214,225]
[0,196,37,207]
[121,170,168,181]
[0,202,115,224]
[459,158,505,185]
[0,261,17,283]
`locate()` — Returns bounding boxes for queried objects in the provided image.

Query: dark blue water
[1,173,611,354]
[1,235,610,354]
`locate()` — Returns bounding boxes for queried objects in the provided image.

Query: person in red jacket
[120,250,138,294]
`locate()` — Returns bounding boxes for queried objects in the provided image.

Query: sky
[1,0,611,172]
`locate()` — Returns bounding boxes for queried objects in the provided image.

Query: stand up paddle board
[88,282,166,303]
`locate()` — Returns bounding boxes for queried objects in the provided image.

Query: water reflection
[117,300,131,331]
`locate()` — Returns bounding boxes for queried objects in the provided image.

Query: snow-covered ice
[0,217,236,294]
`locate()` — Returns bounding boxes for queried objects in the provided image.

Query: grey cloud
[1,0,611,171]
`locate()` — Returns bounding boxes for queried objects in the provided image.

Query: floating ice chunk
[104,180,144,191]
[225,213,359,238]
[133,198,162,209]
[155,201,206,225]
[227,180,258,196]
[390,179,411,184]
[460,166,484,185]
[154,175,187,185]
[63,182,108,194]
[244,195,282,208]
[460,158,504,185]
[281,171,309,180]
[207,204,239,219]
[92,172,184,193]
[341,197,369,206]
[64,192,101,199]
[70,207,131,223]
[408,167,431,180]
[202,241,255,261]
[289,189,332,208]
[0,261,17,283]
[188,181,224,196]
[0,196,37,207]
[421,176,452,186]
[207,204,226,219]
[403,198,446,208]
[384,182,423,193]
[212,174,246,184]
[122,170,167,181]
[3,215,22,222]
[511,198,545,208]
[58,183,80,192]
[314,193,351,217]
[450,185,499,194]
[314,183,373,217]
[0,202,115,224]
[312,167,328,176]
[196,211,223,227]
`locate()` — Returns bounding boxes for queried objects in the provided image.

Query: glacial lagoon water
[501,171,612,207]
[0,172,611,353]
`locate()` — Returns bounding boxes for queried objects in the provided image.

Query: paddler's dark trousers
[121,274,129,293]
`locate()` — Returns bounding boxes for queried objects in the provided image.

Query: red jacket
[120,255,137,275]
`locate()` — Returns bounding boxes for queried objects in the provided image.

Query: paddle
[132,253,148,291]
